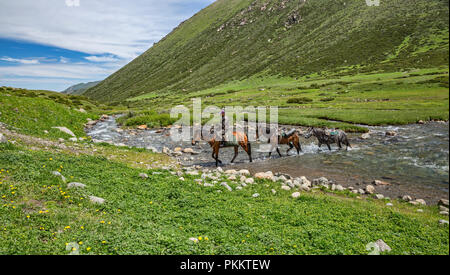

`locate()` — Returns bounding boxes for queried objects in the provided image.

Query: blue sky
[0,0,215,91]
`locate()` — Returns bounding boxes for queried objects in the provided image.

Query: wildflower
[80,226,85,230]
[101,241,106,244]
[26,215,30,219]
[86,247,91,252]
[205,237,209,241]
[100,221,105,224]
[198,236,203,241]
[78,241,83,245]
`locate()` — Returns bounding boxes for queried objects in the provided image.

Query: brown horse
[192,128,252,166]
[268,129,302,158]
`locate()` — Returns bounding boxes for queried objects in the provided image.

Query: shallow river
[87,117,449,203]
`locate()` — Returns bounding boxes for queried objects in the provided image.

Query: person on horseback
[221,108,227,146]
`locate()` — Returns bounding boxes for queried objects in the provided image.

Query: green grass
[1,142,448,255]
[123,68,449,132]
[0,87,124,139]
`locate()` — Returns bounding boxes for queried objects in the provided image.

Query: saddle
[281,129,297,139]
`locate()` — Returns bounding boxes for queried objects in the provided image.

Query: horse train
[191,125,352,166]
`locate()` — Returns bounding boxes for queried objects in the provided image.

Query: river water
[86,116,449,203]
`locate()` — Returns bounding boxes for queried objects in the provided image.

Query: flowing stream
[87,116,449,203]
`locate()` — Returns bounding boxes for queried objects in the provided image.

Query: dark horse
[192,127,252,166]
[304,127,351,151]
[268,129,302,157]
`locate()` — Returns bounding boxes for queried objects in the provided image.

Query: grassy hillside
[85,0,449,103]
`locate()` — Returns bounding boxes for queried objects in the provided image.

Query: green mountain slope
[85,0,449,103]
[62,81,101,95]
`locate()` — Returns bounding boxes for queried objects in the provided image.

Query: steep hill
[85,0,449,103]
[62,81,101,95]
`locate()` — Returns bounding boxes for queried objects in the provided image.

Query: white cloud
[0,0,215,91]
[84,55,119,63]
[1,57,40,65]
[0,0,215,60]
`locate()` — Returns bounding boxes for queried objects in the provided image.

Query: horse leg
[327,143,332,151]
[286,143,294,155]
[231,146,238,163]
[338,141,342,150]
[277,147,282,157]
[246,142,253,162]
[295,141,301,154]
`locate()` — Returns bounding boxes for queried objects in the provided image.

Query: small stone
[375,194,385,200]
[358,189,365,195]
[386,203,394,207]
[385,131,397,137]
[189,237,199,243]
[360,133,370,140]
[439,220,449,225]
[440,211,449,216]
[89,196,105,204]
[186,171,199,176]
[415,199,426,206]
[417,209,424,213]
[271,189,277,194]
[52,127,76,137]
[139,173,149,179]
[245,178,255,185]
[409,201,419,206]
[0,133,7,143]
[236,186,243,190]
[365,185,375,194]
[373,180,390,186]
[313,177,329,186]
[402,195,413,202]
[439,206,449,212]
[220,182,233,192]
[281,186,291,191]
[252,193,260,198]
[225,169,238,175]
[239,169,250,176]
[183,148,194,154]
[67,182,86,189]
[228,175,237,181]
[291,192,301,198]
[240,176,247,182]
[438,199,449,208]
[179,177,185,181]
[335,185,345,191]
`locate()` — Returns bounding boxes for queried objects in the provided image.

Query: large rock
[67,182,86,189]
[139,173,149,179]
[281,186,291,191]
[245,178,255,185]
[402,195,413,202]
[89,196,105,204]
[375,239,392,253]
[360,133,370,140]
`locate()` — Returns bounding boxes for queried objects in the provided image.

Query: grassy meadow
[0,87,449,255]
